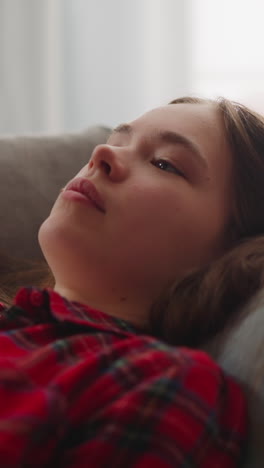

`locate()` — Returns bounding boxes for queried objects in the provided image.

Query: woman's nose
[88,144,130,182]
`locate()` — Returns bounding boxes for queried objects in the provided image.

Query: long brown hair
[2,96,264,348]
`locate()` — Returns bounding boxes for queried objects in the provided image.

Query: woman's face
[39,103,233,326]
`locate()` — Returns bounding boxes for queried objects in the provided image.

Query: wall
[0,0,190,134]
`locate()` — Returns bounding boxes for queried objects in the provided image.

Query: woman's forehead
[131,103,219,135]
[130,103,225,151]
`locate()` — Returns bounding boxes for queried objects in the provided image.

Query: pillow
[203,289,264,467]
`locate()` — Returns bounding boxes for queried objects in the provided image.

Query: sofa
[0,125,263,467]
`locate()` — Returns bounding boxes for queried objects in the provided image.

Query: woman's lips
[64,177,106,213]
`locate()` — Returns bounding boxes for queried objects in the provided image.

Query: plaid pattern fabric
[0,286,247,467]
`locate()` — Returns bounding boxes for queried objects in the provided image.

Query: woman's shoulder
[113,333,246,418]
[99,335,247,466]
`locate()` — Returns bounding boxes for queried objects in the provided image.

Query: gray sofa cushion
[0,126,111,260]
[203,290,264,467]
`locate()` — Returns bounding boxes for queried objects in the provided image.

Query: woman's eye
[152,159,185,177]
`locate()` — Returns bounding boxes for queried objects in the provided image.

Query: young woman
[1,96,264,466]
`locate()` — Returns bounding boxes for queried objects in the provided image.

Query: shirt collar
[14,286,145,337]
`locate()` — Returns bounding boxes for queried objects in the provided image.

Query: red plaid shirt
[0,286,247,467]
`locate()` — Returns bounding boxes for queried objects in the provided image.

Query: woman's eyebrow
[112,123,209,173]
[112,123,132,135]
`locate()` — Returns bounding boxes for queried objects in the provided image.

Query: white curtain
[0,0,63,134]
[0,0,190,134]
